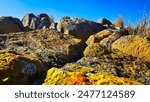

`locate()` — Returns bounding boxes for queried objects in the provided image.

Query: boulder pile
[0,13,150,85]
[22,13,54,29]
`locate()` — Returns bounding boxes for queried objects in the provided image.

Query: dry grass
[115,15,124,29]
[126,10,150,35]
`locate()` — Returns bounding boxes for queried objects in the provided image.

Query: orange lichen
[43,68,87,85]
[43,68,141,85]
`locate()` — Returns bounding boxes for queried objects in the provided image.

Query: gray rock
[22,13,39,29]
[98,18,112,27]
[0,16,22,34]
[49,22,58,30]
[37,17,51,29]
[8,17,24,30]
[57,16,106,41]
[37,13,49,20]
[22,13,53,30]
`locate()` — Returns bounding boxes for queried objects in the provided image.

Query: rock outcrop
[0,16,23,34]
[61,30,150,85]
[0,14,150,85]
[22,13,53,30]
[57,16,106,41]
[0,29,85,67]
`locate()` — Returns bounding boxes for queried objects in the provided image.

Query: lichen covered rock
[89,71,141,85]
[79,30,150,85]
[86,29,129,48]
[112,35,150,62]
[0,29,85,67]
[0,50,45,84]
[43,68,141,85]
[77,41,150,84]
[86,30,113,45]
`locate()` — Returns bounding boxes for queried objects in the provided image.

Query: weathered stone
[98,18,112,27]
[49,22,58,30]
[0,50,45,84]
[81,41,150,84]
[22,13,39,29]
[0,29,85,67]
[37,17,51,29]
[86,29,129,48]
[43,68,141,85]
[22,13,53,30]
[0,16,22,34]
[112,35,150,62]
[37,13,49,19]
[86,29,113,45]
[57,16,106,41]
[66,30,150,85]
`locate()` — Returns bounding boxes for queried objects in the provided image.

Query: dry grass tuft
[126,10,150,35]
[115,15,124,29]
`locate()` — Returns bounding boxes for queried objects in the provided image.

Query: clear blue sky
[0,0,149,24]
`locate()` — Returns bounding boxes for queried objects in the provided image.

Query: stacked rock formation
[22,13,54,29]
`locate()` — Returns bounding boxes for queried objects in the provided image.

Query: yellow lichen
[0,50,43,85]
[86,30,113,45]
[43,68,141,85]
[88,72,141,85]
[112,35,150,62]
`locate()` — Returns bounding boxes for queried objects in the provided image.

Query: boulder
[22,13,53,30]
[0,16,22,34]
[86,29,113,45]
[22,13,39,29]
[86,29,129,48]
[57,16,106,41]
[7,17,24,30]
[0,50,45,84]
[37,17,51,29]
[49,22,58,30]
[112,35,150,62]
[43,67,141,85]
[98,18,112,27]
[37,13,49,19]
